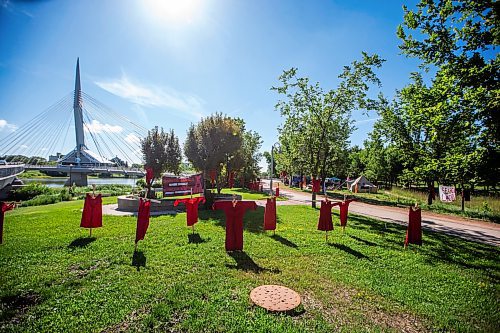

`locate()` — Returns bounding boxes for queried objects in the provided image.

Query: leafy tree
[376,69,482,204]
[141,127,182,181]
[397,0,499,189]
[184,113,243,193]
[272,53,384,206]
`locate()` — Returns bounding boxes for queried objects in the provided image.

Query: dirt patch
[69,260,109,279]
[0,291,42,329]
[101,306,150,333]
[299,280,427,332]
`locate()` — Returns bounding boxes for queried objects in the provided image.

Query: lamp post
[68,164,73,188]
[270,142,281,196]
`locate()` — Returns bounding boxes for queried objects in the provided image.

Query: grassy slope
[0,198,498,332]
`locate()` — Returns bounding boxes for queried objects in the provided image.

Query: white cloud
[0,119,18,132]
[20,144,28,149]
[95,74,206,119]
[125,133,141,145]
[84,120,123,134]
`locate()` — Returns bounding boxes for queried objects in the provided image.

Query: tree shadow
[349,235,377,246]
[226,251,277,274]
[188,233,209,244]
[328,243,370,260]
[270,234,298,248]
[0,292,42,323]
[68,237,96,248]
[132,250,146,271]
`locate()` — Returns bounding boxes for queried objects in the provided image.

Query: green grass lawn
[1,198,498,332]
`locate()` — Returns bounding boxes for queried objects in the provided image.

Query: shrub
[14,183,53,201]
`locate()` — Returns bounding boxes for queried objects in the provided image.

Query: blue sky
[0,0,420,166]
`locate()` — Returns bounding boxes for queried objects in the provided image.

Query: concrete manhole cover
[250,285,301,312]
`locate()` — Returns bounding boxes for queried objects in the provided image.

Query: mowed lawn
[1,198,499,332]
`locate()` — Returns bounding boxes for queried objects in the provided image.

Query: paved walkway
[262,179,500,247]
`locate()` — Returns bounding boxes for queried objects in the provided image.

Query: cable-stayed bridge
[0,59,146,186]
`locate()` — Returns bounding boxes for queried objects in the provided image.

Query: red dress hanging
[317,200,334,231]
[135,198,151,244]
[312,179,321,193]
[264,197,277,231]
[213,200,257,251]
[0,202,15,244]
[80,194,102,229]
[174,197,206,226]
[405,207,422,246]
[331,199,356,227]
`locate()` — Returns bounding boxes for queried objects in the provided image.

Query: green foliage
[272,53,384,183]
[1,201,498,331]
[395,0,499,188]
[141,127,182,180]
[184,113,244,190]
[13,183,51,201]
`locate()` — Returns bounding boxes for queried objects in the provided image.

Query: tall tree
[397,0,499,189]
[184,113,243,193]
[141,126,182,181]
[272,53,384,207]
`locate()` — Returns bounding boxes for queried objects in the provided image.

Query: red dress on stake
[312,179,321,193]
[135,198,151,244]
[0,202,15,244]
[174,197,206,226]
[331,199,356,227]
[80,194,102,229]
[317,200,334,231]
[213,200,257,251]
[405,207,422,246]
[264,197,277,231]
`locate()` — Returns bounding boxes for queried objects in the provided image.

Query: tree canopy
[141,127,182,179]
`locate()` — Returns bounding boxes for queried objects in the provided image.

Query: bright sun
[143,0,203,25]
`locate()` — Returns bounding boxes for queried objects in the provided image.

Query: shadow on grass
[270,234,298,248]
[328,243,370,260]
[132,251,146,271]
[188,233,209,244]
[68,237,96,248]
[0,292,42,323]
[226,251,278,274]
[349,235,377,246]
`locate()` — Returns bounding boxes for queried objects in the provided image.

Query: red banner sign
[162,173,204,196]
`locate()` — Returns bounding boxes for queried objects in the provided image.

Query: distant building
[49,152,63,162]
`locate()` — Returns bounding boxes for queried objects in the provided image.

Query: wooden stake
[326,230,328,242]
[89,227,92,237]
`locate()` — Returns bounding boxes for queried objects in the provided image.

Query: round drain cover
[250,285,301,312]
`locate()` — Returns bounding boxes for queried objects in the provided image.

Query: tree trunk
[312,192,316,208]
[427,181,433,205]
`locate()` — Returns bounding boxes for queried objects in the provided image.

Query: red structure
[135,198,151,244]
[174,197,206,227]
[213,200,256,251]
[80,194,102,232]
[163,173,203,196]
[264,197,277,231]
[312,178,321,193]
[405,206,422,247]
[317,199,334,232]
[331,199,356,227]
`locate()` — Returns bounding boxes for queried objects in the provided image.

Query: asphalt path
[261,179,500,247]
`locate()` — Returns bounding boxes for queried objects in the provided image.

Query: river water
[22,177,138,187]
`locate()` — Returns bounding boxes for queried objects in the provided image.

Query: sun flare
[143,0,203,25]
